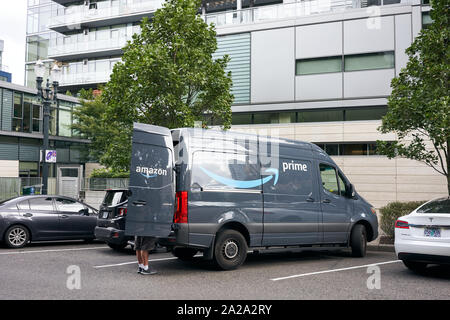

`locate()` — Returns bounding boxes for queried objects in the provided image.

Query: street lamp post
[35,60,61,195]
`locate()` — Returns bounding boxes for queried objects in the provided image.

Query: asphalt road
[0,241,449,300]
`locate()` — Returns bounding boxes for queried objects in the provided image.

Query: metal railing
[204,0,410,27]
[0,177,57,201]
[48,36,131,58]
[49,0,164,29]
[81,178,129,191]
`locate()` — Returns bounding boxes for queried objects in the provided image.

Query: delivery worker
[135,236,157,275]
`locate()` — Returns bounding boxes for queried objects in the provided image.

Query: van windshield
[103,191,126,206]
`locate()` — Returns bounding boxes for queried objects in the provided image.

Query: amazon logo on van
[136,165,167,179]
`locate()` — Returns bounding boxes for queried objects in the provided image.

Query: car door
[318,163,353,243]
[261,155,321,246]
[125,123,175,238]
[55,197,96,237]
[24,197,61,240]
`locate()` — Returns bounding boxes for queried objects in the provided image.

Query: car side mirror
[347,184,355,198]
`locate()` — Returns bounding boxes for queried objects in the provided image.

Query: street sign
[45,150,57,163]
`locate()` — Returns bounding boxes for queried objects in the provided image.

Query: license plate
[424,228,441,238]
[102,212,109,219]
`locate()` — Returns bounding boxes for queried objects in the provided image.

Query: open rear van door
[125,123,175,238]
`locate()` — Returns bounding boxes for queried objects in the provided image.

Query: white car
[395,197,450,272]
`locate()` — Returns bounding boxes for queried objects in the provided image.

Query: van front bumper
[95,226,131,245]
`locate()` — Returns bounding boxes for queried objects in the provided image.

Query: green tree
[101,0,234,170]
[377,0,450,194]
[71,88,121,165]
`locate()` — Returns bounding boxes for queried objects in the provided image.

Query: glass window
[344,52,395,72]
[29,197,54,211]
[232,113,252,125]
[59,109,72,137]
[19,161,39,177]
[298,109,344,122]
[103,191,126,206]
[191,151,261,191]
[296,56,342,75]
[32,104,41,132]
[345,106,387,121]
[23,95,33,133]
[417,199,450,214]
[338,173,347,197]
[324,144,340,156]
[422,12,432,27]
[319,164,339,196]
[55,198,86,213]
[342,144,368,156]
[17,200,30,210]
[254,112,295,124]
[26,38,39,62]
[13,93,23,118]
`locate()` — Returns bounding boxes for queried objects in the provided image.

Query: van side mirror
[347,184,355,198]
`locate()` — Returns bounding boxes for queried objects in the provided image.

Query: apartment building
[22,0,447,208]
[0,40,12,83]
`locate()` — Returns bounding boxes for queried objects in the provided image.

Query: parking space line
[0,246,108,255]
[93,254,204,269]
[270,260,401,281]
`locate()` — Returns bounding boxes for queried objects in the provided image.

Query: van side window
[191,151,261,190]
[319,164,339,196]
[338,173,347,197]
[263,158,313,196]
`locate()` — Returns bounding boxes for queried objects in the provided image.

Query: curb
[367,244,395,253]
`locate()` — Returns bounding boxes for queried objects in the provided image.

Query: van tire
[172,247,198,261]
[214,230,248,270]
[350,224,367,257]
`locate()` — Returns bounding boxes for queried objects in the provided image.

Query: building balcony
[48,36,132,61]
[59,70,112,88]
[204,0,412,28]
[48,0,163,34]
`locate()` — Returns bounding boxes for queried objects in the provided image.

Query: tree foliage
[377,0,450,194]
[98,0,233,170]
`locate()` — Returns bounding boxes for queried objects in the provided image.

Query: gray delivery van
[125,123,378,270]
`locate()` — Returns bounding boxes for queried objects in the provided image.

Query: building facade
[0,40,12,83]
[22,0,447,208]
[0,80,90,197]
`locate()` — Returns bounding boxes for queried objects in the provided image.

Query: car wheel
[403,260,427,272]
[214,229,248,270]
[4,225,30,249]
[172,247,198,261]
[107,242,128,251]
[350,224,367,257]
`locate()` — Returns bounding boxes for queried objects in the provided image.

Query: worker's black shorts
[134,236,156,251]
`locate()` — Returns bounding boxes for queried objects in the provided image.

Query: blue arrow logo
[141,173,157,179]
[199,167,279,189]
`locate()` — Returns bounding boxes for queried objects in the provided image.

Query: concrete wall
[0,160,18,177]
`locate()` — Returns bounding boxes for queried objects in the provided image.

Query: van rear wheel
[214,230,247,270]
[350,224,367,257]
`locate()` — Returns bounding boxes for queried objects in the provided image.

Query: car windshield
[417,198,450,214]
[103,191,126,206]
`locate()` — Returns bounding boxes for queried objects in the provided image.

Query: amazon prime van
[125,123,378,270]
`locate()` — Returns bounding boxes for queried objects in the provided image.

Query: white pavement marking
[0,246,108,255]
[271,260,401,281]
[93,254,203,269]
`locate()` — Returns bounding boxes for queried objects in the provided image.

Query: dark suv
[94,189,132,251]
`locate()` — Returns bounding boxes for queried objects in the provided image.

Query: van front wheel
[214,230,248,270]
[350,224,367,257]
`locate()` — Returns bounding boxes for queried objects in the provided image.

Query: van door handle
[322,199,331,204]
[306,197,314,202]
[133,200,147,207]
